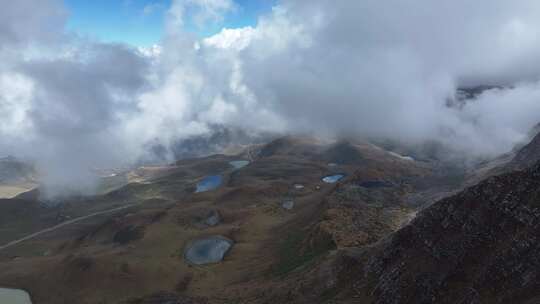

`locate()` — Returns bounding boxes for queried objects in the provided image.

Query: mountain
[0,156,35,183]
[0,156,37,199]
[508,132,540,171]
[253,133,540,304]
[171,125,273,160]
[347,161,540,304]
[1,135,535,304]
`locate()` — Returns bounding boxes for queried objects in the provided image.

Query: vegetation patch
[271,229,335,277]
[113,225,145,245]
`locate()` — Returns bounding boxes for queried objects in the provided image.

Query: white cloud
[138,44,163,57]
[0,0,66,48]
[4,0,540,196]
[187,0,237,27]
[0,73,34,139]
[166,0,236,34]
[203,27,255,50]
[225,0,540,155]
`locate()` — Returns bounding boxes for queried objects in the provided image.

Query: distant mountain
[171,125,273,160]
[256,136,325,159]
[447,85,505,110]
[0,156,35,184]
[456,85,504,100]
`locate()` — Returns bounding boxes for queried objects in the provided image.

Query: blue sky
[64,0,275,46]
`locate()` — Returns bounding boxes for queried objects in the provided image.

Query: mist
[2,0,540,197]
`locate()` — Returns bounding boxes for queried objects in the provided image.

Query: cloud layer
[3,0,540,196]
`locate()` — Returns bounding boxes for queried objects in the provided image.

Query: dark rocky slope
[361,162,540,304]
[509,132,540,171]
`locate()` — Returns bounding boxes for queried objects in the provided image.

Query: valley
[0,137,457,303]
[0,134,539,303]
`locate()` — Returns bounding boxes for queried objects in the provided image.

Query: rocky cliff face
[362,162,540,304]
[509,133,540,171]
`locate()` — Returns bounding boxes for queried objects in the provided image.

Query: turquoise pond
[195,175,223,193]
[229,160,250,170]
[184,236,234,265]
[0,288,32,304]
[282,199,295,210]
[322,174,345,183]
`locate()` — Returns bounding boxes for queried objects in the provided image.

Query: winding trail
[1,150,256,253]
[0,203,138,252]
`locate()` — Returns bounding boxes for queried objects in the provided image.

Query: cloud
[3,0,540,197]
[166,0,236,33]
[3,42,149,198]
[142,3,165,16]
[208,0,540,155]
[0,1,151,198]
[0,0,66,49]
[203,27,255,50]
[187,0,237,27]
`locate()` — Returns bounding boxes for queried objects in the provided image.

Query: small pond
[282,199,295,210]
[322,174,345,184]
[204,210,221,227]
[195,175,223,193]
[358,181,393,188]
[0,288,32,304]
[184,236,234,265]
[229,160,250,170]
